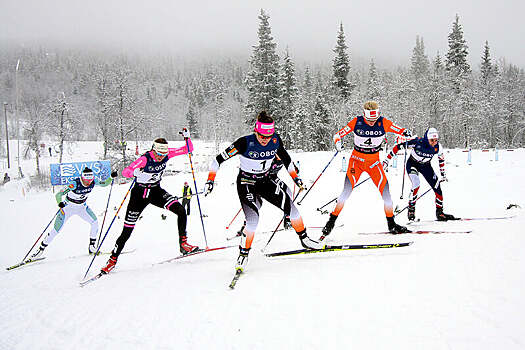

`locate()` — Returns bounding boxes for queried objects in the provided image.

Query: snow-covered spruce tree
[498,61,525,146]
[366,59,381,101]
[245,9,281,125]
[445,14,471,78]
[477,41,499,147]
[331,23,352,101]
[445,14,472,147]
[312,90,332,151]
[428,53,449,140]
[408,36,431,134]
[411,36,430,81]
[278,47,298,146]
[290,67,315,151]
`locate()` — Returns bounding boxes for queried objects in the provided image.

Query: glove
[111,171,118,178]
[440,173,448,182]
[133,168,143,177]
[181,128,190,139]
[294,177,306,191]
[58,202,66,208]
[335,140,343,152]
[402,129,412,137]
[205,180,214,196]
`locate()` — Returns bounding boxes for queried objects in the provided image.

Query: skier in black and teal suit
[31,167,117,258]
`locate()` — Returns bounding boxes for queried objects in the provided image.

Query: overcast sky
[1,0,524,68]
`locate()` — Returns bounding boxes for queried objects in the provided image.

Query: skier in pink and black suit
[101,129,199,274]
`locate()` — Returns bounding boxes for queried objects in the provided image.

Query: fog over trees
[1,10,524,169]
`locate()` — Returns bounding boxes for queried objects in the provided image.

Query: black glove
[205,180,214,196]
[58,202,66,208]
[294,177,306,190]
[402,129,412,137]
[111,171,118,178]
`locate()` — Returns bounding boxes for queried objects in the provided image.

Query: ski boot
[321,214,338,240]
[235,247,250,272]
[101,255,117,274]
[436,208,458,221]
[407,204,416,221]
[283,216,292,230]
[179,235,199,255]
[298,230,323,249]
[30,242,47,259]
[387,217,411,234]
[88,238,97,255]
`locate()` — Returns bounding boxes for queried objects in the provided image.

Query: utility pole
[16,59,23,178]
[3,102,9,168]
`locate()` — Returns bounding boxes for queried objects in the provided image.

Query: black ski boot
[407,204,416,221]
[321,214,338,240]
[283,216,292,230]
[298,230,323,249]
[235,247,250,272]
[436,208,458,221]
[89,238,97,255]
[387,217,411,234]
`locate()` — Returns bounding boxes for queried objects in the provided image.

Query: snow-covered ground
[1,142,524,350]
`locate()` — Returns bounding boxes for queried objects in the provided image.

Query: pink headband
[255,121,275,136]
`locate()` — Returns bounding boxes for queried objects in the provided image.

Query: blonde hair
[363,101,379,110]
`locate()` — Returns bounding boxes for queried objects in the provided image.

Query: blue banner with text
[50,160,111,186]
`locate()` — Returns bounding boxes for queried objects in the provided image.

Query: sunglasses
[154,151,168,157]
[257,132,273,140]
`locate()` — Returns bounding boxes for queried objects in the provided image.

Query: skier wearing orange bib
[322,101,412,237]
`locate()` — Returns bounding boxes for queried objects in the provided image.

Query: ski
[265,241,413,257]
[79,272,104,287]
[358,230,472,235]
[407,215,516,225]
[68,249,136,260]
[6,257,46,271]
[155,245,236,265]
[309,224,344,230]
[229,269,243,289]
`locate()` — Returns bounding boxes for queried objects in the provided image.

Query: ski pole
[400,140,408,199]
[226,208,242,230]
[83,179,135,279]
[315,177,371,213]
[181,131,209,249]
[262,187,304,252]
[96,178,114,249]
[20,209,60,262]
[179,191,204,199]
[394,180,441,217]
[297,151,339,205]
[317,197,337,212]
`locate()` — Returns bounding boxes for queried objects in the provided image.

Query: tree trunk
[59,105,65,163]
[35,146,40,176]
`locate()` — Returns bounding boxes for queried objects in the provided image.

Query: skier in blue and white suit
[31,167,117,258]
[205,111,322,272]
[384,127,457,221]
